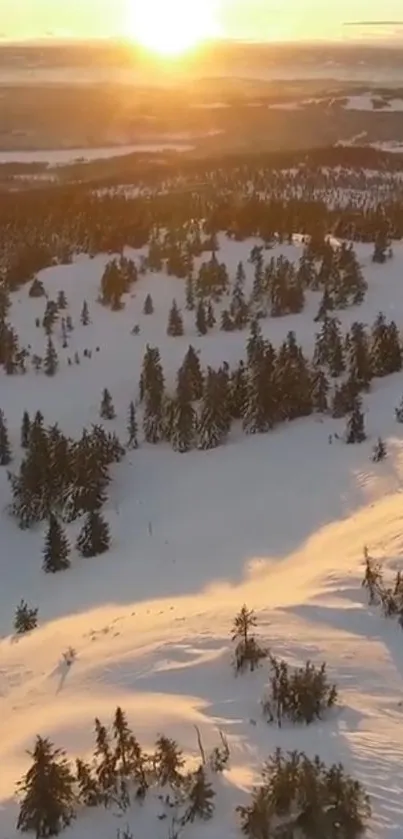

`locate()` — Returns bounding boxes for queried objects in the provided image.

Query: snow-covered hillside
[2,236,403,838]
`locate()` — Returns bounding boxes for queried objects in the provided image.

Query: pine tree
[154,736,184,787]
[43,514,70,573]
[171,370,196,453]
[221,309,234,332]
[372,437,387,462]
[143,293,154,315]
[127,401,138,449]
[76,758,101,807]
[196,300,207,336]
[94,718,117,804]
[183,766,215,824]
[206,300,216,329]
[167,299,184,337]
[311,369,329,413]
[100,388,116,420]
[14,600,38,634]
[347,321,372,391]
[17,737,76,837]
[230,360,247,419]
[372,229,389,263]
[76,511,110,558]
[112,707,147,795]
[44,337,58,376]
[180,345,204,401]
[21,410,31,449]
[0,409,12,465]
[198,368,230,450]
[185,275,195,310]
[346,398,366,444]
[395,396,403,423]
[80,299,90,325]
[371,313,402,377]
[57,289,67,310]
[232,605,257,647]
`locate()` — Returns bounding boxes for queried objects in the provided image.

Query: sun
[127,0,218,56]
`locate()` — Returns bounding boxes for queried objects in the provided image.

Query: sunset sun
[128,0,218,56]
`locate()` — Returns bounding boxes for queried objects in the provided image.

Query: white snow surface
[2,236,403,838]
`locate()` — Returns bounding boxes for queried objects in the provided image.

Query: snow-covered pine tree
[76,511,110,557]
[43,514,70,573]
[196,300,207,335]
[221,309,234,331]
[143,293,154,315]
[346,397,366,444]
[185,275,195,310]
[14,600,38,634]
[17,737,76,837]
[127,401,138,449]
[183,766,215,824]
[20,410,31,449]
[167,299,184,336]
[154,736,185,787]
[171,369,196,453]
[347,321,372,391]
[395,396,403,423]
[206,300,216,329]
[80,299,90,325]
[112,706,148,796]
[0,408,12,465]
[179,345,204,401]
[57,289,67,310]
[93,717,117,805]
[372,437,387,462]
[100,388,116,420]
[311,369,329,413]
[44,336,58,376]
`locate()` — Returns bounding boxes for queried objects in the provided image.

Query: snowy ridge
[1,236,403,837]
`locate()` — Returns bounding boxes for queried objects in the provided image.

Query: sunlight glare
[128,0,218,56]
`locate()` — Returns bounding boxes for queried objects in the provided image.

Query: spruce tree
[154,736,185,787]
[180,345,204,401]
[100,388,116,420]
[127,401,138,449]
[346,398,366,444]
[196,300,207,336]
[44,337,58,376]
[171,369,196,453]
[198,368,230,450]
[76,511,110,558]
[94,718,117,804]
[112,707,147,795]
[371,313,402,377]
[311,369,329,413]
[143,293,154,315]
[372,437,387,462]
[221,309,234,331]
[183,766,215,824]
[348,321,372,391]
[0,409,12,465]
[185,275,195,310]
[14,600,38,634]
[395,396,403,423]
[21,410,31,449]
[206,300,216,329]
[17,737,76,837]
[57,290,67,310]
[80,299,90,325]
[43,514,70,573]
[230,360,247,419]
[167,299,184,337]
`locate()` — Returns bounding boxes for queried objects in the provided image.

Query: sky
[1,0,403,42]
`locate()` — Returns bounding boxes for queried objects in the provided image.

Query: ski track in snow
[1,235,403,837]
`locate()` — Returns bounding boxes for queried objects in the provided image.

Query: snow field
[1,235,403,837]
